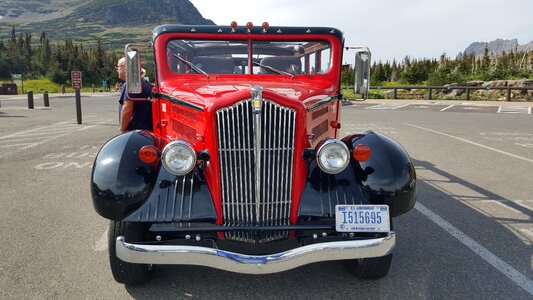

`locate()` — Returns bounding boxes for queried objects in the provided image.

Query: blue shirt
[119,80,153,131]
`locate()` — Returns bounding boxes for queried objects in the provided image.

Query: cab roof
[152,24,344,43]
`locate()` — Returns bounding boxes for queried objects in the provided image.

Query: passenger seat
[260,56,302,75]
[191,57,235,74]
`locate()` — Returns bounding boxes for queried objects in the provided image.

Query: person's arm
[120,100,134,133]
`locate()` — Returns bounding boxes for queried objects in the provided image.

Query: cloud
[191,0,533,62]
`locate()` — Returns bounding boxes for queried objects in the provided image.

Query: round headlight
[161,141,196,176]
[316,139,350,174]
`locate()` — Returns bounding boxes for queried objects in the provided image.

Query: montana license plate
[335,205,390,232]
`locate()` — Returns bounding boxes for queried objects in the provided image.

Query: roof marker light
[246,22,254,32]
[262,22,269,32]
[231,21,237,32]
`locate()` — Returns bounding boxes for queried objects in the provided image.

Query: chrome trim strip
[116,233,395,274]
[156,93,204,112]
[229,107,236,225]
[252,87,263,224]
[307,95,340,111]
[217,110,227,223]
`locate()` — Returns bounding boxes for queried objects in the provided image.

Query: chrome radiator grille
[216,99,296,236]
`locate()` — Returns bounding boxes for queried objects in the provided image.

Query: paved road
[0,95,532,299]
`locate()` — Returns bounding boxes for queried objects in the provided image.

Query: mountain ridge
[459,38,533,58]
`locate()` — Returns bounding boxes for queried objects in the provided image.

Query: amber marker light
[139,145,159,164]
[353,144,371,162]
[246,22,254,31]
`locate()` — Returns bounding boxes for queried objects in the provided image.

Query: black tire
[346,253,393,279]
[108,221,152,285]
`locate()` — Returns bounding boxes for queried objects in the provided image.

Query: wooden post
[27,90,34,109]
[61,85,66,94]
[506,88,511,101]
[75,89,82,124]
[428,88,432,100]
[466,88,470,100]
[393,88,397,99]
[43,91,49,107]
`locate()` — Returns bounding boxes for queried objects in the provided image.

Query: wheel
[108,221,152,285]
[346,253,393,279]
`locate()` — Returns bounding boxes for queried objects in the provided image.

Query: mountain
[0,1,87,23]
[0,0,214,48]
[459,39,533,58]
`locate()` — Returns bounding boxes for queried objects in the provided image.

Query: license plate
[335,205,390,232]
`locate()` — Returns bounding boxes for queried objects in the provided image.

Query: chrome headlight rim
[161,140,197,176]
[316,139,350,174]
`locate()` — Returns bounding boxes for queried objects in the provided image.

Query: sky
[190,0,533,64]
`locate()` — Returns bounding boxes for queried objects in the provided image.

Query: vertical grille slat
[217,99,296,242]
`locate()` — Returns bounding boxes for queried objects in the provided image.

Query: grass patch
[2,78,101,94]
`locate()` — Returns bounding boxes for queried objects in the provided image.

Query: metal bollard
[44,91,49,107]
[27,90,34,109]
[61,85,66,94]
[75,89,82,124]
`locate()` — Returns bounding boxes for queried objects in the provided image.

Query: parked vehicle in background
[91,22,416,285]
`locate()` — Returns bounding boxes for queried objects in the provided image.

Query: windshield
[166,39,331,75]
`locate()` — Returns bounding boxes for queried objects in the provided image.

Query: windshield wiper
[173,54,208,76]
[253,61,295,78]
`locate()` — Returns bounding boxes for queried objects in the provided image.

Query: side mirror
[353,47,371,99]
[125,43,150,95]
[125,45,142,94]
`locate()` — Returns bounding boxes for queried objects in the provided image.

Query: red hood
[158,77,337,109]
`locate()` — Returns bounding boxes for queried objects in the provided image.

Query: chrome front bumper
[116,232,395,274]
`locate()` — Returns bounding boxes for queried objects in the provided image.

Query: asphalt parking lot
[0,94,532,299]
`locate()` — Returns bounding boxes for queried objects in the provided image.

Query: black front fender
[342,131,416,217]
[91,130,158,220]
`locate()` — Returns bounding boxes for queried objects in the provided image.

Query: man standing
[118,58,153,133]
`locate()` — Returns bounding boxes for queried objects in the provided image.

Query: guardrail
[344,86,532,101]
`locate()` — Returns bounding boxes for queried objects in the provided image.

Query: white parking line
[0,118,114,158]
[415,202,533,296]
[365,103,411,110]
[406,123,533,164]
[0,143,35,148]
[498,107,531,114]
[94,229,108,252]
[0,120,71,140]
[393,104,410,110]
[365,104,385,109]
[440,105,454,111]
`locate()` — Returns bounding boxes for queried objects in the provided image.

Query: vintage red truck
[91,22,416,285]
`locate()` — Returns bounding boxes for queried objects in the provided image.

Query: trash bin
[3,84,18,95]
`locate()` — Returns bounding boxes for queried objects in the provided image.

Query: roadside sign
[11,74,22,86]
[71,71,82,90]
[11,73,23,93]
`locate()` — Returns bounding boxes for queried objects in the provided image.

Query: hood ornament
[251,86,263,114]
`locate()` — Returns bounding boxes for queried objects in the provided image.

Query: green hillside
[0,0,214,48]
